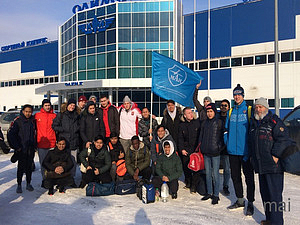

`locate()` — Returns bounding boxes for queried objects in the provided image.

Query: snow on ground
[0,152,299,225]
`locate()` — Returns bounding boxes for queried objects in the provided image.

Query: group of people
[1,83,294,225]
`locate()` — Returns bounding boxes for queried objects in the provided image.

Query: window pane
[160,28,169,42]
[220,59,230,68]
[107,4,116,14]
[107,29,116,44]
[281,52,293,62]
[146,28,159,42]
[132,13,145,27]
[87,55,95,69]
[268,99,275,107]
[281,98,294,108]
[87,70,96,80]
[132,28,145,42]
[107,52,116,67]
[119,14,131,27]
[78,56,86,70]
[78,71,86,80]
[189,63,194,70]
[231,57,242,67]
[210,60,218,68]
[97,69,105,79]
[160,12,169,26]
[119,68,131,78]
[87,9,95,19]
[160,1,169,11]
[119,29,131,42]
[97,32,105,45]
[243,57,253,65]
[107,68,116,79]
[132,51,145,66]
[199,61,208,70]
[119,3,131,13]
[255,55,266,64]
[118,51,131,66]
[132,67,145,78]
[146,51,152,66]
[78,35,86,48]
[146,13,159,26]
[296,51,300,61]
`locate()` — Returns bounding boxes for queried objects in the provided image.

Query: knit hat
[86,101,95,109]
[255,97,269,109]
[89,95,97,101]
[233,84,244,97]
[123,95,132,104]
[67,98,76,106]
[78,95,87,102]
[42,99,51,107]
[205,103,217,115]
[203,96,212,103]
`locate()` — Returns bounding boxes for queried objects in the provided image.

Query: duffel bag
[142,183,155,204]
[115,179,137,195]
[86,182,115,197]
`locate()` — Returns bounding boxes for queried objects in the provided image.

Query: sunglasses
[220,104,228,107]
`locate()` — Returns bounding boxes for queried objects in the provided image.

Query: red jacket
[35,108,57,149]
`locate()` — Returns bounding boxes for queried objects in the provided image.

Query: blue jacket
[224,100,250,160]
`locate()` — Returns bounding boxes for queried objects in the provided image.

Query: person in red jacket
[35,99,57,184]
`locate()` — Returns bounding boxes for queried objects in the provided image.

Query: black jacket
[80,111,105,145]
[161,107,182,145]
[193,89,207,122]
[249,111,292,174]
[99,103,120,137]
[52,109,80,150]
[0,128,9,154]
[178,117,200,155]
[138,116,158,149]
[42,147,74,173]
[199,117,224,157]
[107,140,125,163]
[7,111,36,155]
[218,112,229,155]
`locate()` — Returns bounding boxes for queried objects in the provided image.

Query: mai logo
[168,65,187,87]
[78,16,115,35]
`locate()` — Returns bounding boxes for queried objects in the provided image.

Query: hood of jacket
[162,140,175,157]
[155,129,171,142]
[129,141,145,151]
[163,106,182,117]
[60,102,81,115]
[40,108,54,114]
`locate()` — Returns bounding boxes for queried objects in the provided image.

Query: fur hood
[60,102,81,115]
[163,106,182,117]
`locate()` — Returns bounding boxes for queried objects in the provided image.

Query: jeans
[38,148,51,179]
[220,154,231,187]
[69,149,78,178]
[204,155,220,197]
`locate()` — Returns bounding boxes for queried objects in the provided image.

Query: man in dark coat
[8,104,36,193]
[249,98,294,225]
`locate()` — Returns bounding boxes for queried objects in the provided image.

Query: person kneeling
[42,137,74,195]
[79,136,112,188]
[153,141,183,199]
[125,136,151,181]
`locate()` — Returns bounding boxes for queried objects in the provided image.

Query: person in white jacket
[119,96,141,154]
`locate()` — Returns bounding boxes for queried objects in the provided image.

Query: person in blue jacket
[224,84,255,216]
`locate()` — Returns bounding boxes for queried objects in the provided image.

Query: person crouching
[79,136,112,188]
[42,137,74,195]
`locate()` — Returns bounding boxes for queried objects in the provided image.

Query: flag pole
[150,91,153,138]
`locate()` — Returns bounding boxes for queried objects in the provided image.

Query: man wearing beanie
[249,98,292,225]
[224,84,255,216]
[52,98,80,187]
[193,81,212,121]
[78,95,87,112]
[118,95,141,154]
[34,99,57,186]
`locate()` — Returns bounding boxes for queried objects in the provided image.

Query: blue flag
[152,52,203,107]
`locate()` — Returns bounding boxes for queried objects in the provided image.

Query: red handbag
[188,144,205,171]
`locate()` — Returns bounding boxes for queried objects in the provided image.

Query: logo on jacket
[78,16,115,35]
[280,127,284,132]
[168,65,187,87]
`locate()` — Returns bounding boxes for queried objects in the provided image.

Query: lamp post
[274,0,279,116]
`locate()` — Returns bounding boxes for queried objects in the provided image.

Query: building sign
[1,37,48,52]
[78,16,115,34]
[72,0,127,14]
[64,81,84,86]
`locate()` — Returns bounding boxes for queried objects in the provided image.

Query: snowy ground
[0,152,299,225]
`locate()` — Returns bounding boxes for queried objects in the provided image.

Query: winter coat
[42,147,74,173]
[138,116,158,149]
[224,100,251,159]
[193,89,207,122]
[156,141,183,181]
[107,140,125,163]
[52,105,80,150]
[218,112,229,155]
[161,107,182,145]
[150,129,176,163]
[178,116,200,155]
[199,117,224,157]
[80,110,105,145]
[79,145,111,174]
[249,111,293,174]
[99,102,120,138]
[7,110,36,155]
[119,104,141,140]
[35,108,56,149]
[125,142,150,176]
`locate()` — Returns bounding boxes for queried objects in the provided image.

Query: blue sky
[0,0,241,46]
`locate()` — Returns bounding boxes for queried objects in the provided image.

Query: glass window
[132,28,145,42]
[281,52,294,62]
[189,63,194,70]
[146,13,159,26]
[119,14,131,27]
[79,49,86,55]
[21,80,25,85]
[160,28,169,42]
[281,98,294,108]
[107,4,116,14]
[268,99,275,107]
[87,9,95,19]
[87,34,95,47]
[26,80,29,85]
[87,47,96,54]
[17,80,20,86]
[107,52,116,67]
[133,2,145,12]
[146,67,152,78]
[97,69,105,79]
[220,59,230,68]
[118,51,131,66]
[97,32,105,45]
[119,68,131,78]
[87,70,96,80]
[55,77,58,82]
[210,60,218,68]
[199,61,208,70]
[119,29,131,42]
[97,7,105,16]
[50,77,54,83]
[243,56,253,65]
[39,78,43,84]
[107,68,116,79]
[231,57,242,67]
[107,44,116,51]
[78,56,86,70]
[255,55,266,64]
[146,2,159,11]
[160,12,169,26]
[160,42,169,50]
[132,51,145,66]
[97,46,105,53]
[146,51,152,66]
[268,54,280,63]
[132,13,145,27]
[296,51,300,61]
[9,81,12,86]
[34,79,39,84]
[146,28,159,42]
[44,78,49,84]
[78,12,86,21]
[78,71,86,80]
[87,55,96,69]
[119,2,131,13]
[146,42,159,49]
[132,67,145,78]
[97,53,106,68]
[160,1,169,11]
[107,29,116,44]
[78,35,86,49]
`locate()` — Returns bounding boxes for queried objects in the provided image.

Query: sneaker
[48,188,54,195]
[201,194,212,201]
[223,186,230,196]
[246,202,254,216]
[26,184,34,192]
[227,200,245,210]
[171,193,177,199]
[16,184,22,193]
[79,181,86,189]
[212,196,220,205]
[59,186,65,193]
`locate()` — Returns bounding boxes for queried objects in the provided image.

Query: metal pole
[193,0,196,64]
[274,0,279,116]
[207,0,210,96]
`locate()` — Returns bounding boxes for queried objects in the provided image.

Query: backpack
[228,105,252,123]
[188,144,205,171]
[116,159,127,177]
[142,183,155,204]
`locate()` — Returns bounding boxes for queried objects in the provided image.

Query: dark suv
[283,105,300,149]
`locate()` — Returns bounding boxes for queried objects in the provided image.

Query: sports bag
[115,179,137,195]
[280,144,300,174]
[86,182,115,197]
[188,144,205,172]
[116,159,127,177]
[136,179,145,200]
[142,183,155,204]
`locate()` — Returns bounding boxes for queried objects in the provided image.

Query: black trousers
[152,176,179,194]
[229,155,255,202]
[44,175,74,189]
[17,151,34,185]
[81,169,112,184]
[128,167,152,181]
[259,173,284,225]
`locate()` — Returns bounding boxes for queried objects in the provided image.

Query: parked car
[283,105,300,149]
